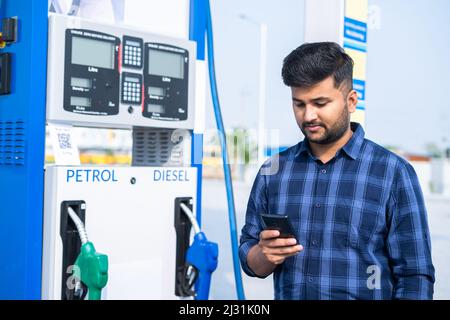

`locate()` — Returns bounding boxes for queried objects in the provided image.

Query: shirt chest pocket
[333,201,386,249]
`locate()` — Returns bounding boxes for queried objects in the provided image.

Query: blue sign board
[344,17,367,43]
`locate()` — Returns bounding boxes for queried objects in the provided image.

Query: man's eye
[295,103,305,108]
[315,102,327,107]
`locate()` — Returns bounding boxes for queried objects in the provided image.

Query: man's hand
[247,229,303,277]
[259,230,303,265]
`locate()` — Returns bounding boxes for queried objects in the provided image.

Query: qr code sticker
[57,132,72,149]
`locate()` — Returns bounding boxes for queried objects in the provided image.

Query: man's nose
[303,105,318,122]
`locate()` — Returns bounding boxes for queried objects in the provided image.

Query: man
[239,42,435,300]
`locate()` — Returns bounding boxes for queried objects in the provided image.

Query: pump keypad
[122,36,143,69]
[121,72,142,104]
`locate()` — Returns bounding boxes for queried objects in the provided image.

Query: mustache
[302,122,325,128]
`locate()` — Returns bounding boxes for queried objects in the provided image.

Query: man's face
[291,76,357,145]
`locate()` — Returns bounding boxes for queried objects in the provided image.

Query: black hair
[281,42,354,91]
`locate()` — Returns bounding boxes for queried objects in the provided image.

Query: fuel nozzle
[74,242,108,300]
[68,206,108,300]
[186,232,218,300]
[179,203,218,300]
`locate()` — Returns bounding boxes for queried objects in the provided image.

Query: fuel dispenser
[41,13,217,300]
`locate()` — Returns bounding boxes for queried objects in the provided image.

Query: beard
[300,103,350,145]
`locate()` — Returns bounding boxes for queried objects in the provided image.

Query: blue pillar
[189,0,207,226]
[0,0,48,299]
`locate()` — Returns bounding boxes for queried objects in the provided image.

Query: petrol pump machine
[47,14,195,127]
[42,14,217,300]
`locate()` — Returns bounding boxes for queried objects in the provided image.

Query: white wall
[410,160,450,197]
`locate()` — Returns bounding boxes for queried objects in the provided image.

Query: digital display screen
[71,77,92,88]
[148,49,184,79]
[125,76,140,83]
[72,36,115,69]
[71,96,91,107]
[126,40,140,47]
[147,103,164,113]
[148,86,165,97]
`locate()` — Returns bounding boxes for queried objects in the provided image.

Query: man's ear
[347,89,358,114]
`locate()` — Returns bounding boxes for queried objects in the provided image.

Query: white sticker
[48,123,81,165]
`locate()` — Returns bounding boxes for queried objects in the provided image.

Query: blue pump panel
[0,1,48,299]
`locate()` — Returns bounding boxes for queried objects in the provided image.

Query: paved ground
[201,177,450,300]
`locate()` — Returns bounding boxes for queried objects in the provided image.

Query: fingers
[258,230,303,265]
[260,230,297,246]
[264,237,298,248]
[262,244,303,256]
[260,232,298,248]
[260,229,281,240]
[265,248,303,265]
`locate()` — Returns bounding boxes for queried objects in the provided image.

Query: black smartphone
[260,213,297,240]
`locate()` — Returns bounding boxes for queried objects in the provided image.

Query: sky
[206,0,305,148]
[208,0,450,154]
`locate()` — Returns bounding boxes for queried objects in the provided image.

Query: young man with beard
[239,42,435,300]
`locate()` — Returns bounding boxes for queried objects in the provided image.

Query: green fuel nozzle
[74,242,108,300]
[67,206,108,300]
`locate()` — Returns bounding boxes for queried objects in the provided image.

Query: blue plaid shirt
[239,122,435,300]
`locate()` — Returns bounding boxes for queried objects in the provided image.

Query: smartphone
[260,213,297,240]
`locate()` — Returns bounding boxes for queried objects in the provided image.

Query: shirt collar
[342,122,365,160]
[295,138,310,158]
[294,122,365,160]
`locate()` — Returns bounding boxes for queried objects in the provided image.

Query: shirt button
[315,203,321,208]
[312,240,318,246]
[308,277,314,283]
[321,169,327,174]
